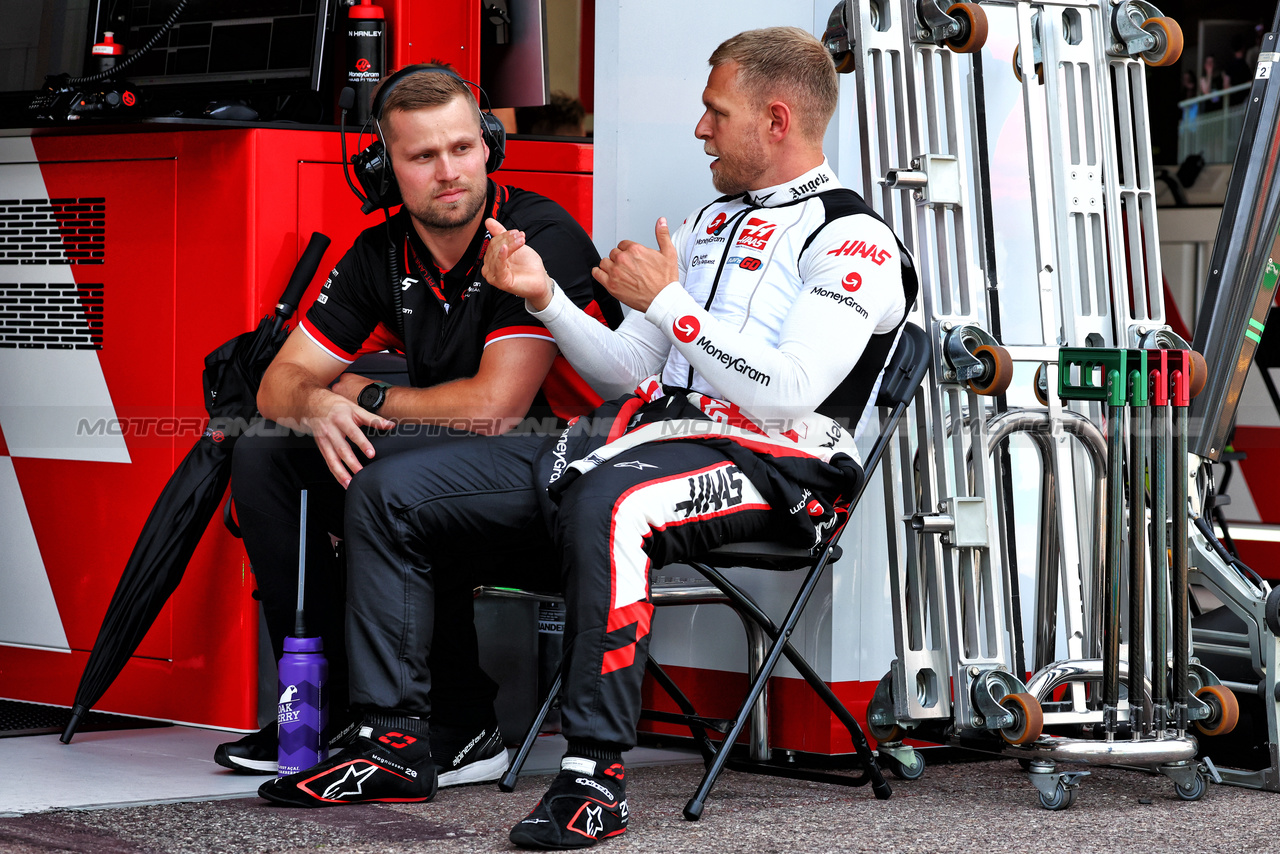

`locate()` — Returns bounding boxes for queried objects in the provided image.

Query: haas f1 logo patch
[827,239,892,266]
[736,218,777,251]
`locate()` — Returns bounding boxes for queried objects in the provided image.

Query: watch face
[358,384,383,411]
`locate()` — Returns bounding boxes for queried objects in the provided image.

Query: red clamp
[1147,349,1170,408]
[1164,350,1191,408]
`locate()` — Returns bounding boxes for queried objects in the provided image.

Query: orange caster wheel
[998,692,1044,745]
[968,344,1014,396]
[1033,363,1050,406]
[1013,46,1044,85]
[868,718,904,744]
[945,3,988,53]
[834,51,857,73]
[1194,684,1239,737]
[1140,17,1183,67]
[1188,350,1208,398]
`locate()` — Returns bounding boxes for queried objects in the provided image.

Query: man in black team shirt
[216,65,620,787]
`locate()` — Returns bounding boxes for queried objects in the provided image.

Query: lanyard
[405,234,490,315]
[401,185,504,315]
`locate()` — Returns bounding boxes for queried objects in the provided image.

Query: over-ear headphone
[347,65,507,214]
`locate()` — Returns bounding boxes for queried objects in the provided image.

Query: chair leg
[643,657,719,765]
[681,559,892,820]
[499,667,562,792]
[698,564,889,798]
[729,610,771,761]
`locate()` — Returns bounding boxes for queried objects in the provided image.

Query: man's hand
[300,389,393,489]
[593,217,679,312]
[482,218,555,310]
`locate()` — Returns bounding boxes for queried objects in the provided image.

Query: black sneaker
[431,723,509,787]
[509,757,628,849]
[214,719,361,775]
[214,723,278,774]
[258,714,436,807]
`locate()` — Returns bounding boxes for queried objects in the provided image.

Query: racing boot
[258,713,436,807]
[510,744,628,849]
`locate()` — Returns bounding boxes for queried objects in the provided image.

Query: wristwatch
[357,381,392,413]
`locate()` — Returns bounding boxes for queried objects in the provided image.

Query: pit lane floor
[1,726,1278,853]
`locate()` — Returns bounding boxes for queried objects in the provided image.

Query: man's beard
[404,181,486,231]
[709,135,767,196]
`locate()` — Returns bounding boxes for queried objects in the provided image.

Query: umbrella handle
[60,704,88,744]
[273,232,332,333]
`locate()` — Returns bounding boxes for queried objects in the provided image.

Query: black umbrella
[60,232,331,743]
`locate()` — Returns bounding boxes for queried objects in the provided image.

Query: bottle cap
[92,32,124,56]
[283,635,325,653]
[349,0,384,19]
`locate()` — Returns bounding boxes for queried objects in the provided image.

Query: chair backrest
[874,322,932,411]
[844,322,931,511]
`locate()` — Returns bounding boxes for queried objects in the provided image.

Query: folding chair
[500,322,931,820]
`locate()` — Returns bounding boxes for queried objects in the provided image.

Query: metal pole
[1150,390,1170,738]
[294,489,308,638]
[1172,373,1191,736]
[1103,369,1125,740]
[1127,370,1148,738]
[1032,435,1061,674]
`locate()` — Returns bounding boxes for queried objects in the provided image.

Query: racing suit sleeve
[643,212,908,421]
[524,213,696,399]
[528,284,671,400]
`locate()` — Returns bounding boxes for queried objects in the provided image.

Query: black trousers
[343,433,773,747]
[229,422,504,728]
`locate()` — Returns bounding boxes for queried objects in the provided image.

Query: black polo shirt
[301,183,620,421]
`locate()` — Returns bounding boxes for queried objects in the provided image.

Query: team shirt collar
[403,181,500,313]
[743,158,840,207]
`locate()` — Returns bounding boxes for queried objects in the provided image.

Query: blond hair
[709,27,838,143]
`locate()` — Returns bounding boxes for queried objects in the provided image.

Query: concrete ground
[2,729,1278,853]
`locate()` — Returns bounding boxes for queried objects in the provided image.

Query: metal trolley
[823,0,1243,807]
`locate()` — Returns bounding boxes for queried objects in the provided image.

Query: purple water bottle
[277,490,328,777]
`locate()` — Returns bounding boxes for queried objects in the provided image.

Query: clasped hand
[483,217,679,313]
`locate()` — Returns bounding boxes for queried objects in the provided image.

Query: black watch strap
[358,381,391,413]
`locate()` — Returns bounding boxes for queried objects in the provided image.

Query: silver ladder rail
[843,0,1028,743]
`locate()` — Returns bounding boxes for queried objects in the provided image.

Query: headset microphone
[337,84,405,336]
[337,86,372,210]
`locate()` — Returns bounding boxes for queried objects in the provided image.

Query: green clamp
[1057,348,1128,406]
[1124,349,1149,407]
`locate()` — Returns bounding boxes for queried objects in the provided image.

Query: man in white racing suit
[258,26,916,850]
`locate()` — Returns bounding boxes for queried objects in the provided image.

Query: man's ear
[765,100,792,142]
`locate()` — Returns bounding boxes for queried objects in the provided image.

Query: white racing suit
[342,161,918,748]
